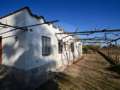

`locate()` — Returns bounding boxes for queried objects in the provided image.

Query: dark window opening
[42,36,51,56]
[58,40,63,53]
[71,43,74,52]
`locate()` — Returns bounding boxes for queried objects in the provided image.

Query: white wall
[0,9,29,69]
[0,9,82,72]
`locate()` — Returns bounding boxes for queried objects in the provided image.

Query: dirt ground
[0,51,120,90]
[37,52,120,90]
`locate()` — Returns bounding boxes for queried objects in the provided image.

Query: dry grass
[99,47,120,64]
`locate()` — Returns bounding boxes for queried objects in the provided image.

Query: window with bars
[42,36,51,56]
[58,40,63,53]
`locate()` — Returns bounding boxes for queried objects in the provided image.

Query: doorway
[0,36,2,64]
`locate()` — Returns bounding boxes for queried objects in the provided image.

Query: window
[71,43,74,52]
[63,42,66,49]
[58,40,63,53]
[42,36,51,56]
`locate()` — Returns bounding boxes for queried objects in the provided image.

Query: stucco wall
[0,9,82,72]
[0,9,28,69]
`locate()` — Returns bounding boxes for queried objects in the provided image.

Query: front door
[0,36,2,64]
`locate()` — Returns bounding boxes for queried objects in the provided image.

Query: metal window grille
[42,36,51,56]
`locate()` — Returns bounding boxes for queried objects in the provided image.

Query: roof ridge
[0,6,44,20]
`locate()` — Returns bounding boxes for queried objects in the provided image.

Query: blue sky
[0,0,120,32]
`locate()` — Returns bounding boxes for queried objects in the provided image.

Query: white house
[0,7,82,87]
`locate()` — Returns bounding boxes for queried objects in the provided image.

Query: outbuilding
[0,7,82,87]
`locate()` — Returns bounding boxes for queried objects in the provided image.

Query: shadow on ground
[36,72,69,90]
[36,79,59,90]
[107,64,120,75]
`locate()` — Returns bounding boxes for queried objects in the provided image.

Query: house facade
[0,7,82,87]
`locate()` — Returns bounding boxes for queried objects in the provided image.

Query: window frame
[42,36,51,56]
[58,40,63,53]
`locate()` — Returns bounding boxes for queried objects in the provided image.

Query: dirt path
[38,52,120,90]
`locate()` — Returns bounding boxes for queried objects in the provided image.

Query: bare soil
[1,51,120,90]
[37,52,120,90]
